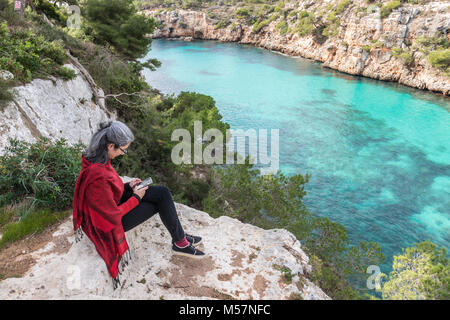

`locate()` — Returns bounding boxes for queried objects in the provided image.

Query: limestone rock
[0,64,116,153]
[143,0,450,96]
[0,199,329,300]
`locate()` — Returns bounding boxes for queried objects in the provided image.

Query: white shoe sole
[172,250,206,259]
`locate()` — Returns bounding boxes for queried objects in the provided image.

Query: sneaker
[185,234,202,246]
[172,243,206,259]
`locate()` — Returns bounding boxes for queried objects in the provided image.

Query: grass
[273,264,294,284]
[0,78,15,111]
[0,207,70,249]
[0,207,14,229]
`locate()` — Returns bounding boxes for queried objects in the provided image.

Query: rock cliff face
[144,0,450,95]
[0,179,329,299]
[0,64,116,153]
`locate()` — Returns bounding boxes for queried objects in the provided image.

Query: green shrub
[181,0,202,9]
[0,78,15,110]
[415,35,450,54]
[54,66,77,80]
[0,0,10,10]
[33,0,69,26]
[0,138,85,212]
[428,49,450,74]
[321,0,350,38]
[276,20,288,35]
[380,0,402,19]
[235,7,251,19]
[295,11,315,37]
[298,10,309,19]
[335,0,352,15]
[381,241,449,300]
[362,44,372,52]
[392,47,414,65]
[181,179,211,206]
[273,264,294,284]
[307,252,361,299]
[370,39,384,48]
[75,44,152,110]
[322,24,340,38]
[0,207,14,229]
[0,21,70,82]
[323,11,340,37]
[252,18,269,33]
[215,20,230,29]
[84,0,157,60]
[287,10,297,18]
[274,3,284,13]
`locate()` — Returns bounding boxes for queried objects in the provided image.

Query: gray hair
[83,120,134,164]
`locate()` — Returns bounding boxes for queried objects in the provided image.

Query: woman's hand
[129,178,142,189]
[133,185,148,200]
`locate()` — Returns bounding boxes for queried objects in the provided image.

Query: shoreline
[144,5,450,97]
[152,36,450,107]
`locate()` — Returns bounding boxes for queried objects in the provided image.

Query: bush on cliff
[235,7,251,19]
[84,0,157,60]
[276,20,288,35]
[427,49,450,75]
[381,241,449,300]
[380,0,402,19]
[392,47,414,66]
[32,0,69,26]
[0,0,9,11]
[294,11,315,37]
[0,21,75,83]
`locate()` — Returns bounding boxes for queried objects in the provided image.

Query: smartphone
[136,177,153,190]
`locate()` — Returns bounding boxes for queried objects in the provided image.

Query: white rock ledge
[0,202,330,300]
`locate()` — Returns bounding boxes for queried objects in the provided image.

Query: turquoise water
[142,39,450,273]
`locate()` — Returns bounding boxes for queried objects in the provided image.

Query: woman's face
[107,142,131,160]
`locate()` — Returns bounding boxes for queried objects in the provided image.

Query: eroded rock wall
[144,0,450,95]
[0,64,116,153]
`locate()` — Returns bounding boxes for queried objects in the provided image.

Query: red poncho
[72,156,139,284]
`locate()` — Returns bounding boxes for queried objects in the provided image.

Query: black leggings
[120,185,185,243]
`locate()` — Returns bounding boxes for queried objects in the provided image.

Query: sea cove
[142,39,450,272]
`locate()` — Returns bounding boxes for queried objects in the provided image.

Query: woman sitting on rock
[72,120,205,289]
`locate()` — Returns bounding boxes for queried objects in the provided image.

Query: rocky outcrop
[0,64,116,153]
[144,0,450,95]
[0,184,329,300]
